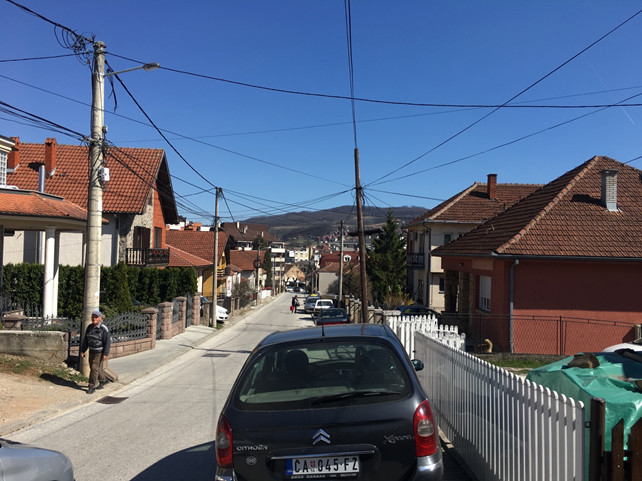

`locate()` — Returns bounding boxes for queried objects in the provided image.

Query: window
[443,233,452,245]
[154,227,162,248]
[479,275,491,311]
[438,277,445,293]
[0,151,6,186]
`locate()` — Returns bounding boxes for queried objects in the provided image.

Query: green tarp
[526,351,642,451]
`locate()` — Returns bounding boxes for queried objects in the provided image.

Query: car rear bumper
[215,467,236,481]
[411,451,444,481]
[215,452,443,481]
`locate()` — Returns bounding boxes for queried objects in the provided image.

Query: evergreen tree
[366,210,407,306]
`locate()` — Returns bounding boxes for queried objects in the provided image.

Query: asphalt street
[7,294,474,480]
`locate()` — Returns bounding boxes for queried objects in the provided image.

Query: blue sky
[2,1,642,225]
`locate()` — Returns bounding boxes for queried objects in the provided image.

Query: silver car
[0,438,74,481]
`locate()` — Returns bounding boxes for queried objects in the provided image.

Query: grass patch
[0,354,88,384]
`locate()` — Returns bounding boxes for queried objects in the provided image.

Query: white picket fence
[386,315,466,354]
[414,333,586,481]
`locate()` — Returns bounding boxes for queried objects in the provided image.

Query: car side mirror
[411,359,424,372]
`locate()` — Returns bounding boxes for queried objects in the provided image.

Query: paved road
[10,294,472,480]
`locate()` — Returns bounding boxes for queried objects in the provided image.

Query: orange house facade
[435,157,642,356]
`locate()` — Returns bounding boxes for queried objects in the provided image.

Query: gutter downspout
[509,258,519,353]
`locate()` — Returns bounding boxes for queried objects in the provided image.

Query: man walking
[80,309,111,394]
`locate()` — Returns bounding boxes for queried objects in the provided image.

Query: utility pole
[354,148,369,323]
[255,248,261,306]
[339,220,344,305]
[210,187,221,327]
[81,40,106,376]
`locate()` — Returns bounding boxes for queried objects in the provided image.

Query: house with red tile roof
[0,136,91,317]
[4,137,179,268]
[433,156,642,355]
[220,222,286,290]
[404,174,541,312]
[165,229,230,301]
[228,249,266,291]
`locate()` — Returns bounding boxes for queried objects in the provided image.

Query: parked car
[602,339,642,353]
[396,305,442,320]
[215,324,443,481]
[303,294,321,314]
[315,307,348,326]
[312,299,334,318]
[0,438,74,481]
[216,305,229,321]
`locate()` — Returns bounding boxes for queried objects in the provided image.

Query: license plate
[286,456,359,477]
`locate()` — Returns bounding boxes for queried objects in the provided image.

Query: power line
[107,52,642,110]
[368,7,642,186]
[373,90,642,186]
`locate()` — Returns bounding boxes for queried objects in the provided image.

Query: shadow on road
[131,441,216,480]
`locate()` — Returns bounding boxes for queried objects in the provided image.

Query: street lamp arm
[103,62,160,77]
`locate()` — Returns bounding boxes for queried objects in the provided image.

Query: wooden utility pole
[210,187,221,327]
[354,148,369,323]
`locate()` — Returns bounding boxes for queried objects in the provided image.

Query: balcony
[126,248,170,267]
[406,252,425,268]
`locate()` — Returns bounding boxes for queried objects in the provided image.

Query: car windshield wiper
[311,390,401,405]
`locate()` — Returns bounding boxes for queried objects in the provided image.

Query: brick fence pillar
[176,296,186,334]
[142,307,158,349]
[159,302,173,339]
[192,293,202,326]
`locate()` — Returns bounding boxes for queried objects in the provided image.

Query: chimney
[45,138,57,176]
[7,137,20,171]
[600,169,618,212]
[487,173,497,200]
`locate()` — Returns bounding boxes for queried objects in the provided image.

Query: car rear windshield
[234,341,412,410]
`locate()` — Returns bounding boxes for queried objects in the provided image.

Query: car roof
[256,323,395,349]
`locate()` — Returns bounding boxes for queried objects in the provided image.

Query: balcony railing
[126,247,170,267]
[406,252,425,267]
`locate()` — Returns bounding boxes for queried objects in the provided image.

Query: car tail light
[413,400,438,456]
[216,414,233,467]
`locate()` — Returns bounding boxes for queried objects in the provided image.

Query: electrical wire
[373,90,642,186]
[368,7,642,186]
[107,51,642,110]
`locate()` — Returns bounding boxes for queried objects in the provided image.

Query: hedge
[2,262,197,319]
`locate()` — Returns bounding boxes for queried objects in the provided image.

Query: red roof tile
[0,188,88,222]
[220,222,280,243]
[228,250,265,272]
[7,139,173,215]
[168,245,211,267]
[165,230,228,264]
[406,182,541,227]
[435,156,642,258]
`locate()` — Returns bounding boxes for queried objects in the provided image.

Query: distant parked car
[396,305,442,320]
[602,339,642,353]
[216,305,229,321]
[304,294,321,314]
[312,299,334,318]
[315,307,348,326]
[0,438,74,481]
[215,324,443,481]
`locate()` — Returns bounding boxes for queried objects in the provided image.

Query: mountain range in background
[243,205,428,242]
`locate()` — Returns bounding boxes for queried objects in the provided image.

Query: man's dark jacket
[81,323,111,356]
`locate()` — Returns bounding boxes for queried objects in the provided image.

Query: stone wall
[0,331,66,363]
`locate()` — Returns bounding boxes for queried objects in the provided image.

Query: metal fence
[444,312,638,356]
[414,333,586,481]
[18,312,147,348]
